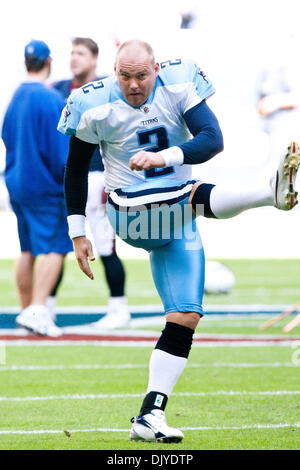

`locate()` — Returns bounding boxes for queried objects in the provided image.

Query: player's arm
[57,86,103,278]
[129,101,223,170]
[161,100,223,166]
[64,136,97,279]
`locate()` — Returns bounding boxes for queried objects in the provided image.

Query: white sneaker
[272,141,300,210]
[130,409,184,443]
[16,304,62,337]
[91,297,130,329]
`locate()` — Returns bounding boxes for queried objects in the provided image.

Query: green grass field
[0,345,300,450]
[0,258,300,450]
[1,257,300,306]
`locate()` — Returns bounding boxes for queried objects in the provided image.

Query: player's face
[115,52,159,107]
[70,45,97,78]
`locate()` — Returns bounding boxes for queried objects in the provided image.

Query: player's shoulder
[158,58,202,86]
[68,75,116,113]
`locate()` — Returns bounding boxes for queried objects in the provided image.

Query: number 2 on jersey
[137,127,174,178]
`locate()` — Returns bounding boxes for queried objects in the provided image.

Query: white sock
[147,349,187,397]
[108,296,127,306]
[107,296,128,316]
[210,183,273,219]
[46,296,56,321]
[46,296,56,310]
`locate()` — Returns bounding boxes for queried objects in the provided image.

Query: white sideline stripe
[0,390,299,402]
[188,362,299,368]
[0,422,300,435]
[0,362,298,372]
[182,422,300,431]
[2,328,300,340]
[8,327,297,340]
[3,328,300,340]
[2,340,299,347]
[129,317,282,328]
[1,305,298,314]
[0,364,147,371]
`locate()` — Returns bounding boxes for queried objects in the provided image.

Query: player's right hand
[72,236,95,280]
[129,151,165,171]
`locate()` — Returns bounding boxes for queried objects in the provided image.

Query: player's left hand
[129,151,165,171]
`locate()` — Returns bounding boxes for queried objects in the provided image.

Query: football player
[58,40,299,442]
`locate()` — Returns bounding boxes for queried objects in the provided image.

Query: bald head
[115,40,155,66]
[114,39,159,107]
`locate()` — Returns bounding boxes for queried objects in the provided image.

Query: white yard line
[4,328,298,339]
[0,362,298,372]
[187,362,299,368]
[0,364,147,371]
[1,340,299,347]
[0,390,299,402]
[0,422,299,435]
[0,305,296,314]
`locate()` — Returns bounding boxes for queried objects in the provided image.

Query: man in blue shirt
[59,39,300,442]
[2,40,72,337]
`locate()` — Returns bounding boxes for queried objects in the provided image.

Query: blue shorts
[10,199,73,257]
[107,179,205,316]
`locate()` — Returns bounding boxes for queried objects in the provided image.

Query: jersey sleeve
[159,59,215,116]
[181,61,215,114]
[57,89,100,144]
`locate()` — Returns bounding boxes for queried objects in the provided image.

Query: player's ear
[154,62,160,76]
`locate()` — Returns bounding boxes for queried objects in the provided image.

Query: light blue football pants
[107,179,204,315]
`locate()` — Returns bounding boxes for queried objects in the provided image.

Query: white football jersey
[58,59,215,192]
